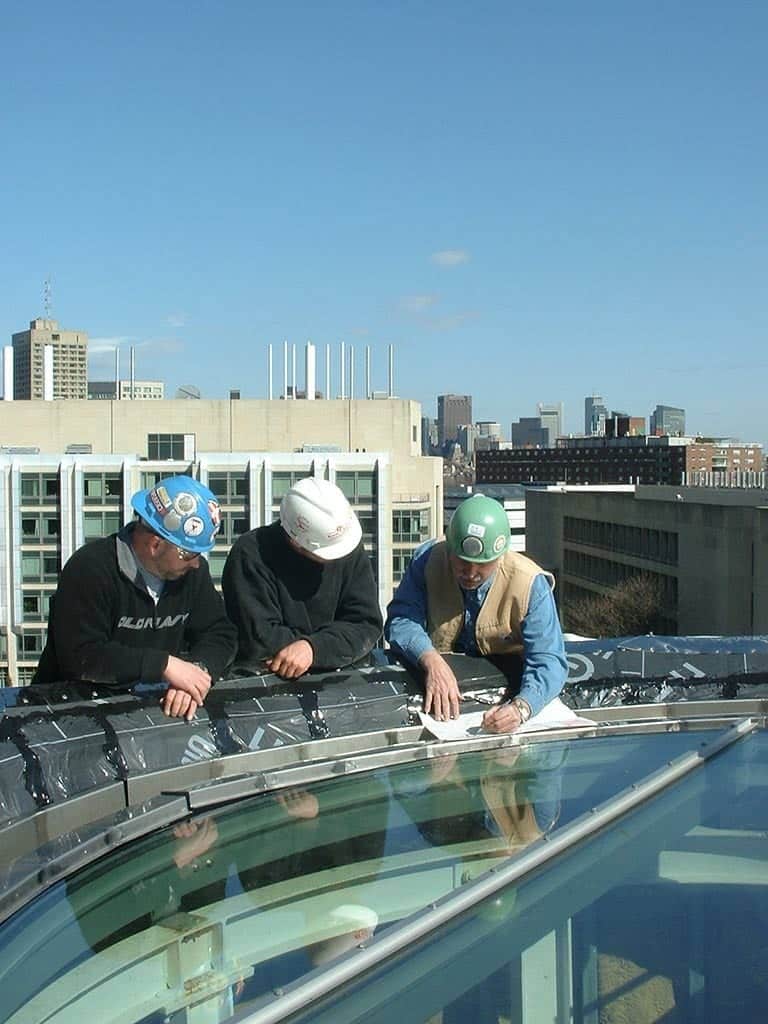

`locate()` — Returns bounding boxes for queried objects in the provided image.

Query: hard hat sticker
[466,522,486,538]
[150,486,172,514]
[173,492,197,516]
[164,510,182,531]
[207,500,221,528]
[493,535,507,553]
[183,516,205,537]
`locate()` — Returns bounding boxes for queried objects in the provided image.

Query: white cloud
[89,336,137,355]
[423,311,478,332]
[165,312,187,328]
[431,249,470,267]
[398,293,439,314]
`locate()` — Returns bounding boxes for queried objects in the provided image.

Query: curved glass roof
[1,714,766,1023]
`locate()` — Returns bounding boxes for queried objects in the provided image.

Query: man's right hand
[419,650,461,721]
[162,655,212,706]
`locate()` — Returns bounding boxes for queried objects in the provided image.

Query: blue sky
[2,2,765,441]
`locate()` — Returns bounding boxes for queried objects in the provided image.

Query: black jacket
[33,525,237,687]
[222,522,383,670]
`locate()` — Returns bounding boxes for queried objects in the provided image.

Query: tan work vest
[424,542,554,656]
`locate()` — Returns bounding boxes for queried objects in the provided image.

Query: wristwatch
[512,696,532,723]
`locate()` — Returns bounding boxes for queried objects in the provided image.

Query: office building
[510,417,550,448]
[650,405,686,436]
[538,403,564,444]
[12,319,88,400]
[584,395,608,437]
[437,394,472,446]
[525,485,768,636]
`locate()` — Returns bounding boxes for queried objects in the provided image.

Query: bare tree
[564,574,668,638]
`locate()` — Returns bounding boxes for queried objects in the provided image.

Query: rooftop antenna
[44,277,52,319]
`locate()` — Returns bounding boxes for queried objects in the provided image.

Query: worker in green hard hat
[385,493,567,731]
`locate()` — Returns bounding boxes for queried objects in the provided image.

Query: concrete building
[12,319,88,400]
[88,380,166,400]
[437,394,472,446]
[0,398,441,685]
[650,404,685,436]
[525,485,768,636]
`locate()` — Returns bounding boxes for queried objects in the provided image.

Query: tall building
[650,404,685,436]
[538,403,564,444]
[584,395,608,436]
[437,394,472,446]
[12,319,88,400]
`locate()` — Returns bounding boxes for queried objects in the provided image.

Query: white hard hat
[280,477,362,561]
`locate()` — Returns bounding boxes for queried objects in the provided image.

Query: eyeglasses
[175,545,199,562]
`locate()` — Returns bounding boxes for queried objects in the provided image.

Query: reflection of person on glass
[386,494,567,730]
[393,745,564,856]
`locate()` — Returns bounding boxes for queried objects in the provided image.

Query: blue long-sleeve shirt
[385,542,568,716]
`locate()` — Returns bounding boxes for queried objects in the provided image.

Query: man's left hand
[267,639,314,679]
[162,687,200,721]
[482,701,524,734]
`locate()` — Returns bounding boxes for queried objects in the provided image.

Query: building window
[83,511,121,541]
[20,473,58,504]
[22,591,52,622]
[83,473,122,505]
[271,471,308,501]
[336,471,376,502]
[393,509,431,544]
[208,472,249,502]
[147,433,185,460]
[20,632,45,656]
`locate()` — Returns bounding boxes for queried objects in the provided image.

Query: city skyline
[2,3,766,443]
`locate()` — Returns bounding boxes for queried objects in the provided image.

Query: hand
[419,650,461,721]
[172,817,219,868]
[266,639,314,679]
[483,701,524,734]
[276,788,320,820]
[162,655,212,705]
[162,687,200,721]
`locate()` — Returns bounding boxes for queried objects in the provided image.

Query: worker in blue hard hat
[386,493,567,731]
[33,475,237,719]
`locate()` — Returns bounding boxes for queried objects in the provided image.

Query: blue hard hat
[130,475,221,554]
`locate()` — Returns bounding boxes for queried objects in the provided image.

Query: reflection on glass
[0,728,736,1024]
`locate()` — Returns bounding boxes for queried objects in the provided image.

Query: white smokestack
[283,340,288,400]
[325,343,331,400]
[2,346,14,401]
[388,344,394,398]
[365,345,371,399]
[115,346,120,400]
[130,347,135,400]
[292,343,297,399]
[43,344,54,401]
[305,341,316,400]
[349,345,355,399]
[340,341,346,400]
[268,344,273,399]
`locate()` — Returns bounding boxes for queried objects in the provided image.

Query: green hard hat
[446,494,510,563]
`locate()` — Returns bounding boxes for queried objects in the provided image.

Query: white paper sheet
[418,697,594,741]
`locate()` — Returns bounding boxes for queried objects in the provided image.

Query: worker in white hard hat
[222,477,383,678]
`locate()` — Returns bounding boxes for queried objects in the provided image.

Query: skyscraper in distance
[437,394,472,446]
[585,394,608,436]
